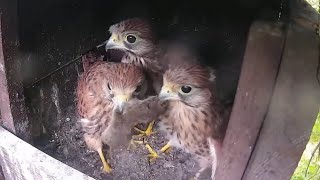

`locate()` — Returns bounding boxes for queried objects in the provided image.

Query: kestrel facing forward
[104,18,206,139]
[148,63,228,179]
[104,18,166,138]
[76,61,147,173]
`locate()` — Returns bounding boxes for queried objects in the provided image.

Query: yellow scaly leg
[160,142,172,153]
[97,148,112,173]
[145,144,159,162]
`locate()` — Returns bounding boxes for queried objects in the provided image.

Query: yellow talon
[97,148,112,173]
[145,144,159,162]
[134,120,156,137]
[160,142,171,154]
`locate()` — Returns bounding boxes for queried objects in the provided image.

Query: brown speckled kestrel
[76,61,147,173]
[148,63,228,179]
[105,18,165,93]
[105,18,165,139]
[104,18,208,139]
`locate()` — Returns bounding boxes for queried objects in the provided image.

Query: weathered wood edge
[0,126,95,180]
[0,0,31,142]
[215,21,286,180]
[242,2,320,178]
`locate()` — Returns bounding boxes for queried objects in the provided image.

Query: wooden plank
[0,126,95,180]
[0,164,4,180]
[0,0,31,142]
[215,21,285,180]
[242,11,320,180]
[0,14,15,133]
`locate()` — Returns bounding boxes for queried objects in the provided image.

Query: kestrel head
[105,18,156,57]
[159,63,215,107]
[103,62,147,112]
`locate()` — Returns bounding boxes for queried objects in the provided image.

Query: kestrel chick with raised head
[76,61,147,173]
[105,18,165,137]
[149,63,228,179]
[105,17,164,93]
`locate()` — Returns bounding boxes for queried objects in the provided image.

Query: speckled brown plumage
[76,61,147,172]
[105,18,215,95]
[81,49,105,72]
[105,18,165,93]
[109,18,156,46]
[157,63,228,179]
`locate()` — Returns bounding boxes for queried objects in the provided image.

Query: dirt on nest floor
[36,112,212,180]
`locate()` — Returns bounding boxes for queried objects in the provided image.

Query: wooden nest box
[0,0,319,179]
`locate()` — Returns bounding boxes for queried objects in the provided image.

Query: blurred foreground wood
[0,126,95,180]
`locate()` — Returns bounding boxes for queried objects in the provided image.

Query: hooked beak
[113,94,131,113]
[105,36,126,51]
[159,84,180,101]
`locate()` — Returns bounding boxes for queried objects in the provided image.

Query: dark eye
[126,35,136,43]
[134,85,142,93]
[107,83,112,90]
[181,86,192,93]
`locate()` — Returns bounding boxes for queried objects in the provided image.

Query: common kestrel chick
[105,18,212,90]
[76,61,147,173]
[105,18,207,139]
[105,18,166,138]
[150,63,228,179]
[105,18,164,92]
